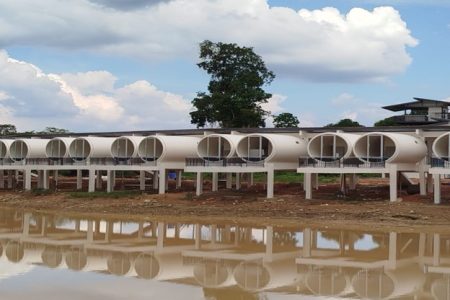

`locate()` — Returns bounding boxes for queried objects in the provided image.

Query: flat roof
[383,97,449,112]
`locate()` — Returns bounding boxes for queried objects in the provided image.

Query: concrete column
[212,172,218,192]
[196,172,203,196]
[165,171,169,191]
[42,170,49,190]
[389,167,398,202]
[433,233,440,266]
[249,173,254,186]
[107,170,114,193]
[427,173,433,194]
[304,173,312,200]
[235,172,241,190]
[158,169,166,194]
[267,167,274,199]
[54,170,58,187]
[87,221,94,242]
[7,170,13,188]
[139,170,145,191]
[312,173,319,190]
[0,170,4,189]
[88,169,96,192]
[152,171,159,190]
[24,169,31,190]
[434,174,441,204]
[176,170,182,188]
[76,170,83,190]
[37,170,43,189]
[226,173,232,189]
[96,170,102,189]
[349,174,358,190]
[388,232,397,270]
[419,170,426,196]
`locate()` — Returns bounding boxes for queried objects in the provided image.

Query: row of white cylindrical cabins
[1,129,450,203]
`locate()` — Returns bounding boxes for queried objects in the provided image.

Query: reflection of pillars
[139,171,145,191]
[23,213,31,236]
[427,173,433,194]
[158,169,166,194]
[88,169,95,192]
[389,167,398,202]
[152,171,159,190]
[212,172,218,192]
[388,232,397,270]
[76,170,82,190]
[235,172,241,190]
[41,216,47,236]
[87,221,94,242]
[267,166,274,199]
[210,225,217,244]
[105,222,113,242]
[244,228,252,242]
[7,170,13,188]
[304,173,312,199]
[157,222,165,249]
[224,225,231,243]
[312,230,317,249]
[303,228,311,257]
[433,233,440,266]
[195,224,201,249]
[226,173,232,189]
[265,226,273,260]
[176,170,182,189]
[0,170,4,189]
[433,174,441,204]
[24,169,31,190]
[138,222,144,240]
[418,233,426,260]
[196,172,203,196]
[107,170,115,193]
[95,220,100,235]
[96,170,102,189]
[175,223,180,239]
[235,226,240,246]
[75,220,81,232]
[339,231,345,255]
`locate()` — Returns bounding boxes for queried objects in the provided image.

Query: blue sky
[0,0,449,131]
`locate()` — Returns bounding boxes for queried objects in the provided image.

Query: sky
[0,0,449,132]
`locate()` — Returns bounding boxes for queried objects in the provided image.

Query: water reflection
[1,208,450,299]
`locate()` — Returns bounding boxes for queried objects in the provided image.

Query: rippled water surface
[0,208,449,299]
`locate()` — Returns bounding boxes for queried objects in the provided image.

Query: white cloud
[261,94,286,115]
[0,50,192,131]
[331,93,359,106]
[0,1,417,82]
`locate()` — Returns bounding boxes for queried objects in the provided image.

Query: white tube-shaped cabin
[110,136,145,161]
[432,132,450,161]
[9,139,50,162]
[197,134,243,161]
[236,134,308,164]
[138,135,200,163]
[307,133,359,161]
[0,139,13,160]
[69,137,115,161]
[45,137,75,160]
[353,133,427,164]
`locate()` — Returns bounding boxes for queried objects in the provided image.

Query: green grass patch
[69,190,141,199]
[31,188,54,196]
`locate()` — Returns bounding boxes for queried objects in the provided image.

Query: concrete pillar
[212,172,218,192]
[53,170,58,187]
[152,171,159,190]
[139,170,145,191]
[305,173,312,200]
[434,174,441,204]
[419,170,426,196]
[158,169,166,194]
[196,172,203,196]
[349,174,358,190]
[107,170,114,193]
[389,167,398,202]
[235,172,241,190]
[176,170,182,188]
[249,172,254,186]
[226,173,232,189]
[267,167,274,199]
[303,228,311,257]
[388,232,397,270]
[24,169,31,190]
[96,170,102,189]
[7,170,13,188]
[312,173,319,190]
[88,169,96,192]
[37,170,43,189]
[165,171,169,191]
[0,170,4,189]
[427,173,434,194]
[42,170,49,190]
[433,233,440,266]
[76,170,83,190]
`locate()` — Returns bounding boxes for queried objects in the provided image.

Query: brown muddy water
[0,208,449,300]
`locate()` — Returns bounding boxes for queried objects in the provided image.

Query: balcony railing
[0,157,156,167]
[185,157,265,168]
[429,157,450,168]
[298,157,386,169]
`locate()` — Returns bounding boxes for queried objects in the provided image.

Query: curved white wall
[45,137,75,159]
[0,139,13,159]
[197,134,243,161]
[69,137,115,161]
[9,139,50,161]
[138,136,200,163]
[111,136,145,161]
[354,133,427,164]
[308,133,359,161]
[432,132,450,161]
[236,134,308,163]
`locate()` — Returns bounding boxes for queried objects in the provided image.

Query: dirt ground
[1,177,450,231]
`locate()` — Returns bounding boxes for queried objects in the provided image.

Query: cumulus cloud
[88,0,172,10]
[0,0,417,82]
[0,51,192,131]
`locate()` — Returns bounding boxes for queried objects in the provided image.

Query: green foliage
[30,188,53,196]
[0,124,17,135]
[39,127,71,134]
[190,40,275,128]
[0,124,70,136]
[69,191,140,199]
[374,117,396,127]
[326,118,363,128]
[273,113,299,128]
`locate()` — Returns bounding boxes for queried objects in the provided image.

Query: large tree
[326,118,363,128]
[190,40,275,128]
[0,124,17,136]
[273,113,299,128]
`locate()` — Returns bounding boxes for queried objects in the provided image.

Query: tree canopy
[273,113,299,128]
[0,124,70,136]
[326,118,363,128]
[374,117,396,127]
[190,40,275,128]
[0,124,17,135]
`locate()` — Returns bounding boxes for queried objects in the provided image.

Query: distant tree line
[0,124,70,136]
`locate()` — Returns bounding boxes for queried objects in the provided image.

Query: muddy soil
[1,178,450,231]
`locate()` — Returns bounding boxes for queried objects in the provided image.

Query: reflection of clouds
[0,260,34,281]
